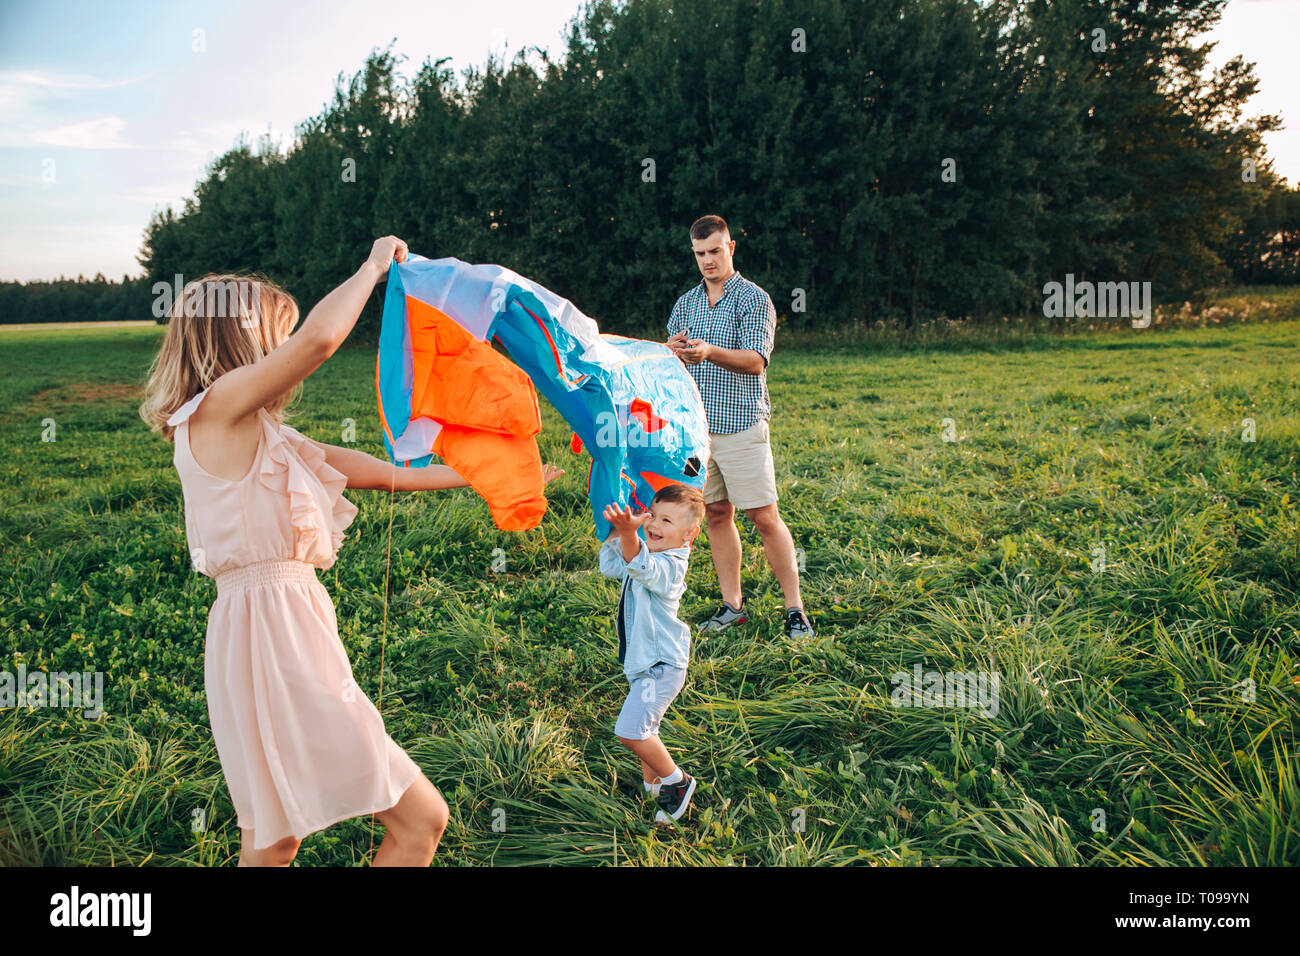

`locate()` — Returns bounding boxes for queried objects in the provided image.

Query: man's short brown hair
[653,482,705,529]
[689,214,729,241]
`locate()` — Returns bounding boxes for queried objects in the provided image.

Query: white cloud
[30,115,135,149]
[115,182,197,206]
[166,123,258,155]
[0,70,150,116]
[1,70,152,90]
[0,70,150,149]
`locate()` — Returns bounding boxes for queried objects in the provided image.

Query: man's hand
[667,329,689,359]
[678,338,711,365]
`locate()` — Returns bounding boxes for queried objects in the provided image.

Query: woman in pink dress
[139,236,562,866]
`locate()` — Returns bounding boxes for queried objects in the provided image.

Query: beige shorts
[703,419,778,510]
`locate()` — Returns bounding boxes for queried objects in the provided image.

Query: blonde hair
[139,273,303,443]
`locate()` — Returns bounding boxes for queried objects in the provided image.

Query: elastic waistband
[215,558,318,594]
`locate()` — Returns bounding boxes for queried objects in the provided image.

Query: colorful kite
[377,255,709,536]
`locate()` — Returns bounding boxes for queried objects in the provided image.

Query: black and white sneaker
[654,773,697,825]
[785,607,815,638]
[698,601,747,632]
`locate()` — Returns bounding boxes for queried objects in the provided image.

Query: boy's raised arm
[597,531,626,579]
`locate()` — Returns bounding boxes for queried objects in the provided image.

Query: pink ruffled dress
[168,386,421,851]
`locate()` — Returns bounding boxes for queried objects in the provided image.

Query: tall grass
[0,293,1296,865]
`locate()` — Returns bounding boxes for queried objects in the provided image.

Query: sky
[0,0,1296,283]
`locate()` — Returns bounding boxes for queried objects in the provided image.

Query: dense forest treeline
[3,0,1297,332]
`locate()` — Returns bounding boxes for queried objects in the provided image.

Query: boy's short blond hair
[652,483,705,530]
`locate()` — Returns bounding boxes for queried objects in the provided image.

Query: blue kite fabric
[377,254,710,537]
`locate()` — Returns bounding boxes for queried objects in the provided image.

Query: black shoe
[785,607,815,638]
[698,601,747,632]
[654,772,697,825]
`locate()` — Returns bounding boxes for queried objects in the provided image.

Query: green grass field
[1,294,1297,866]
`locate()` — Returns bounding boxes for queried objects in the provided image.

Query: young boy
[598,483,705,824]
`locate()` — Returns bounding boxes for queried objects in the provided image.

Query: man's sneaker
[654,773,697,825]
[785,607,815,638]
[698,601,747,632]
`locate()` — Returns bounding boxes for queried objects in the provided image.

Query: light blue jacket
[598,534,691,678]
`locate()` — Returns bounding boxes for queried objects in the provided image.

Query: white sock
[660,767,683,786]
[643,781,659,794]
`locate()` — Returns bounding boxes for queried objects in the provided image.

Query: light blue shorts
[614,661,687,740]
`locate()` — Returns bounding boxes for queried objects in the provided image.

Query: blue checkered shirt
[667,271,775,435]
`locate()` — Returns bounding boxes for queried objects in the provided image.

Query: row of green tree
[5,0,1297,331]
[0,274,152,326]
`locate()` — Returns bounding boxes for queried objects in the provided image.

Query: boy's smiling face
[643,499,700,552]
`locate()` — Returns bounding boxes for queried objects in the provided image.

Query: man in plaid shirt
[666,214,814,639]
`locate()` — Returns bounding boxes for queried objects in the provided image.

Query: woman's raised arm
[205,237,408,426]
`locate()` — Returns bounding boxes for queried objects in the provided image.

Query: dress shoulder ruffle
[255,413,359,569]
[166,387,212,427]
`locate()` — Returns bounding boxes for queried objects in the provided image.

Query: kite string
[368,472,397,862]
